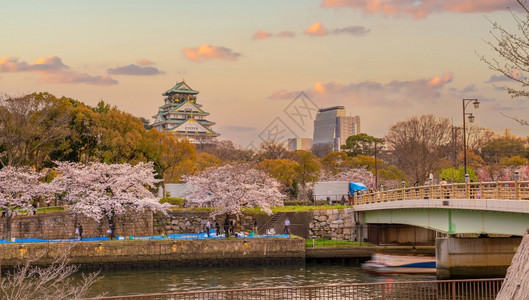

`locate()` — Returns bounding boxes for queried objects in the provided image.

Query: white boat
[362,253,436,274]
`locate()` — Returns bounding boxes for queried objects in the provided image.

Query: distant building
[287,138,312,151]
[152,80,220,143]
[312,106,360,152]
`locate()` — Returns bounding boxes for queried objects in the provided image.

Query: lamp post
[462,99,480,181]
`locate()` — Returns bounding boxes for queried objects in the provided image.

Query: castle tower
[152,80,220,143]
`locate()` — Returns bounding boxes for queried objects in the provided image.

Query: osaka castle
[152,80,220,143]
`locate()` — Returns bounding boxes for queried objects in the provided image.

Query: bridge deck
[353,181,529,236]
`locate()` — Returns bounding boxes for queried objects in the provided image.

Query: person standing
[284,217,291,235]
[109,223,115,240]
[78,223,83,240]
[252,219,258,234]
[206,220,211,238]
[224,218,230,238]
[75,225,80,240]
[215,220,220,237]
[229,218,236,237]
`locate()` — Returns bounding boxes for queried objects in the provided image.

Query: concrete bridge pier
[436,236,521,279]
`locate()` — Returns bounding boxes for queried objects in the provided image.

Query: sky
[1,0,528,148]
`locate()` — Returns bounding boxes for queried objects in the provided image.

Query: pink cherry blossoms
[51,161,168,223]
[0,166,45,214]
[185,163,285,217]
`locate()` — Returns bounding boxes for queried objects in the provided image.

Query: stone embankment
[496,234,529,300]
[0,212,153,240]
[0,208,433,246]
[0,238,306,270]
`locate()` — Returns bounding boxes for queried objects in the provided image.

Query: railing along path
[354,180,529,205]
[87,278,503,300]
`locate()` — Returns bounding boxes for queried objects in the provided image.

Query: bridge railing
[88,278,504,300]
[354,181,529,205]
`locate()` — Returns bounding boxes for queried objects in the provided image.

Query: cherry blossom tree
[185,163,285,217]
[0,166,47,240]
[51,162,168,233]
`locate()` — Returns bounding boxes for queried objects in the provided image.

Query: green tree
[321,151,354,175]
[341,133,382,157]
[440,167,477,183]
[142,129,196,196]
[97,106,149,164]
[481,131,527,164]
[258,158,299,199]
[292,151,321,200]
[258,159,299,186]
[194,152,223,173]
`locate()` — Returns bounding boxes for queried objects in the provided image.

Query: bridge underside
[363,208,529,236]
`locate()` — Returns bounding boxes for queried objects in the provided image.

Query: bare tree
[257,139,289,161]
[0,246,101,300]
[478,0,529,125]
[479,0,529,98]
[0,94,70,169]
[385,115,452,185]
[199,140,256,162]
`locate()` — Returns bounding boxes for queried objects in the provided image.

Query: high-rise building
[152,80,220,143]
[312,106,360,151]
[287,138,313,151]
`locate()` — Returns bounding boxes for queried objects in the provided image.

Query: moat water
[84,263,436,297]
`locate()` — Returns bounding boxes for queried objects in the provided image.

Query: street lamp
[462,98,480,181]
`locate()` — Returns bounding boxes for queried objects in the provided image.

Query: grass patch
[170,207,213,212]
[37,206,65,213]
[172,205,350,214]
[305,238,373,248]
[272,205,349,213]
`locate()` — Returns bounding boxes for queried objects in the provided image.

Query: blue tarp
[349,182,368,192]
[0,230,289,244]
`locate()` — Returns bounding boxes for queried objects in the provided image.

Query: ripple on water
[83,264,436,297]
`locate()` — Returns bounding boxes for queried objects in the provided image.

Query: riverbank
[0,239,434,272]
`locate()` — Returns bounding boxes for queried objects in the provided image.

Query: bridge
[352,181,529,278]
[353,181,529,236]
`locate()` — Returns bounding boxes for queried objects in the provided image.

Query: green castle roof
[162,80,199,96]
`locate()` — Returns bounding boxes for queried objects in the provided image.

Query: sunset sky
[1,0,527,148]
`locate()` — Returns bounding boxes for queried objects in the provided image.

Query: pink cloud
[137,58,155,66]
[252,30,272,40]
[305,22,328,36]
[304,22,370,37]
[321,0,511,19]
[268,89,301,100]
[277,31,296,38]
[426,72,453,87]
[183,44,242,63]
[0,56,117,86]
[271,72,454,106]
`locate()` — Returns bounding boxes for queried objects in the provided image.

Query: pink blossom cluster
[185,163,285,217]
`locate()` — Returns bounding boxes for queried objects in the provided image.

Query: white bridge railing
[354,181,529,205]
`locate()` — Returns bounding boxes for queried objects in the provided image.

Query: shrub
[160,197,185,206]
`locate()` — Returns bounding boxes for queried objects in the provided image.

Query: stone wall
[1,209,431,246]
[496,234,529,300]
[0,238,305,270]
[152,211,267,236]
[309,208,356,240]
[0,212,153,240]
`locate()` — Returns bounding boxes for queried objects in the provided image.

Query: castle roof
[162,80,199,96]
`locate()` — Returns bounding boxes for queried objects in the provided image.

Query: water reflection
[85,264,436,297]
